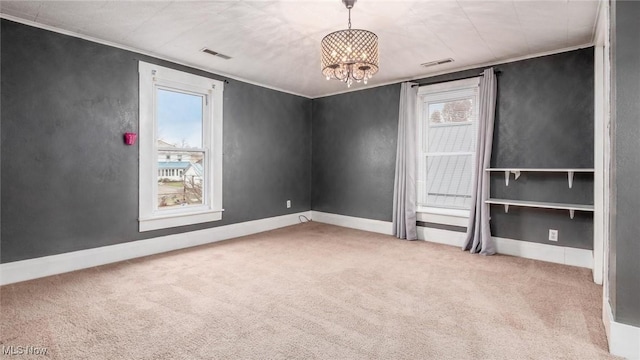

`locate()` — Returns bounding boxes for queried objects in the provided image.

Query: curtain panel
[464,68,498,254]
[392,82,418,240]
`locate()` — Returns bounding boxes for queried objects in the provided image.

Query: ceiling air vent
[420,58,454,68]
[201,48,232,60]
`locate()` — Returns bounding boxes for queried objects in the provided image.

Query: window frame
[138,61,224,232]
[416,77,479,226]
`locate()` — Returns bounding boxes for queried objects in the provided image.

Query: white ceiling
[1,0,600,98]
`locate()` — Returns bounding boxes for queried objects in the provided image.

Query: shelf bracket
[504,204,509,213]
[504,171,521,186]
[568,171,574,188]
[569,209,575,219]
[513,170,521,180]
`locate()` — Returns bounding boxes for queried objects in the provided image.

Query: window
[138,62,223,231]
[417,77,479,218]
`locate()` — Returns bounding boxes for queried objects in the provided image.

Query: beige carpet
[1,222,614,359]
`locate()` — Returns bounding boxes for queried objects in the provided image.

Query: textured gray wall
[311,85,400,221]
[489,49,594,248]
[491,50,594,169]
[312,49,594,249]
[1,20,312,263]
[610,0,640,327]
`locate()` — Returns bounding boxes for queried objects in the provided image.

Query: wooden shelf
[485,168,595,188]
[486,198,594,219]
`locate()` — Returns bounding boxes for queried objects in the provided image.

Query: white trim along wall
[2,210,594,286]
[311,211,593,269]
[0,13,595,101]
[593,0,611,287]
[311,211,394,235]
[604,297,640,359]
[0,212,311,286]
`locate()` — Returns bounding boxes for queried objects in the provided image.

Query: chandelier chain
[348,8,351,29]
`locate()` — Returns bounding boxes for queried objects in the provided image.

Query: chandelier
[321,0,379,88]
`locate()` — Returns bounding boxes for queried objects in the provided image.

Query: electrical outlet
[548,229,558,242]
[286,200,291,209]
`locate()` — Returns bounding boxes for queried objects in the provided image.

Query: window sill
[139,209,223,232]
[417,207,469,227]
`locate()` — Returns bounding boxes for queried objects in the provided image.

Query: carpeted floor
[1,222,614,359]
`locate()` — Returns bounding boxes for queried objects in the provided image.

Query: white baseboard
[605,296,640,359]
[418,228,593,268]
[603,296,612,351]
[310,211,593,269]
[0,211,311,286]
[311,211,393,235]
[1,211,595,285]
[493,236,593,269]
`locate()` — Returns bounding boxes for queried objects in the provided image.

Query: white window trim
[416,207,470,227]
[416,77,479,226]
[138,62,224,232]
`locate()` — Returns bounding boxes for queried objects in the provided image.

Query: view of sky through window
[156,88,203,148]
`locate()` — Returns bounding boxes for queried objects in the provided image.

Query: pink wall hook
[124,132,137,145]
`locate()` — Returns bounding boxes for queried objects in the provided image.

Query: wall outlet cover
[548,229,558,241]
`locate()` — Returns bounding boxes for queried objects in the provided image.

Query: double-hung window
[138,62,223,231]
[416,77,479,222]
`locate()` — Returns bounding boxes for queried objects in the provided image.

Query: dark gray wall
[311,85,400,221]
[312,49,595,249]
[610,0,640,328]
[491,51,594,169]
[489,49,594,248]
[1,19,312,263]
[0,19,601,264]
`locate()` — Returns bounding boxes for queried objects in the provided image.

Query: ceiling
[0,1,600,98]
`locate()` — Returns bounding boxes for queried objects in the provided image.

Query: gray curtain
[392,82,418,240]
[464,68,497,254]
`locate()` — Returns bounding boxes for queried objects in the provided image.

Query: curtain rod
[411,70,501,87]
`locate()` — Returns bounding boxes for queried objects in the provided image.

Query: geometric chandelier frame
[321,0,379,87]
